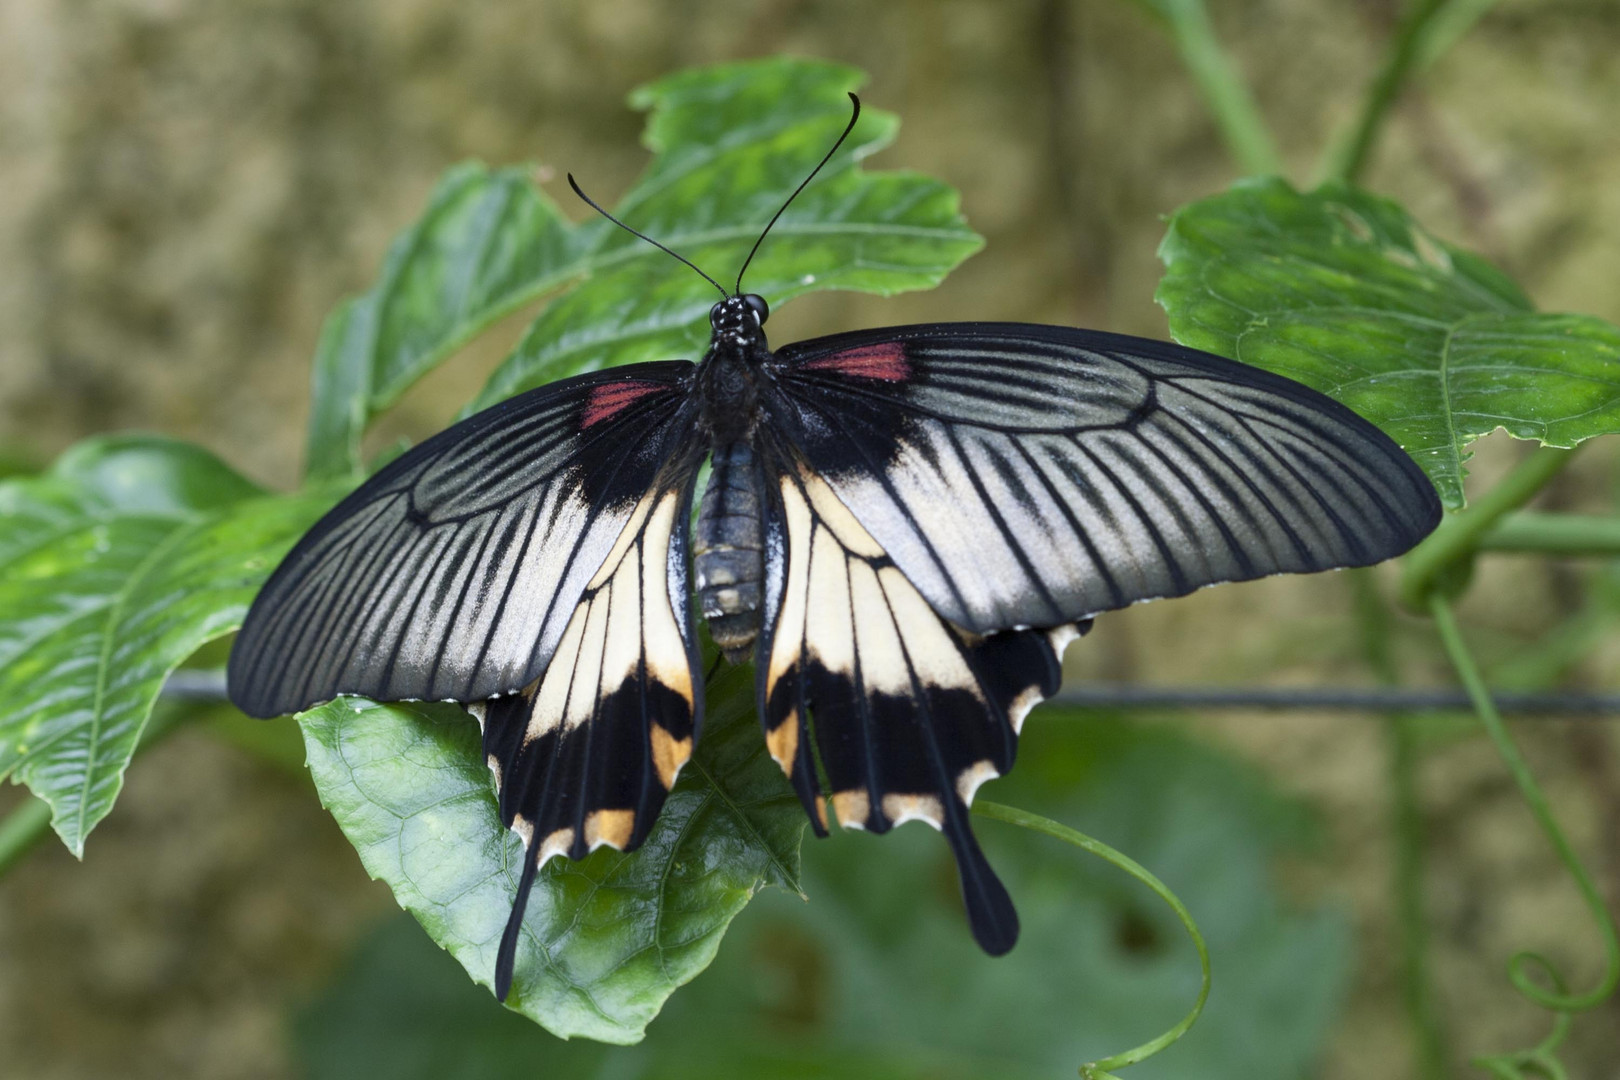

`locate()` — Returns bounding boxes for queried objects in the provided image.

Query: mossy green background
[2,2,1619,1077]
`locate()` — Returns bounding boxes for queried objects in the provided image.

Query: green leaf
[296,659,804,1044]
[470,57,982,411]
[0,437,335,854]
[305,164,582,481]
[1156,177,1620,508]
[296,57,981,459]
[294,719,1348,1079]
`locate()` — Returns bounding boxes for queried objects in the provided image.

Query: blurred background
[3,0,1619,1076]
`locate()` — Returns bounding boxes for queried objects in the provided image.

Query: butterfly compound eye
[744,294,769,324]
[709,302,726,329]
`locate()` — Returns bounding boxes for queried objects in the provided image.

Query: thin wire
[1049,684,1620,716]
[734,92,863,296]
[160,669,1620,716]
[566,173,728,298]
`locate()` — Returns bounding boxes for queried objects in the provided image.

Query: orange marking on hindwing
[650,724,692,789]
[765,710,799,775]
[584,809,634,851]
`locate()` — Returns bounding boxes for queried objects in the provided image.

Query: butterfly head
[709,293,770,350]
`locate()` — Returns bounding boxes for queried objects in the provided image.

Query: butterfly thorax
[694,297,772,444]
[692,295,774,662]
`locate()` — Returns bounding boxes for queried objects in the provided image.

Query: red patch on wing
[800,342,911,381]
[581,381,666,428]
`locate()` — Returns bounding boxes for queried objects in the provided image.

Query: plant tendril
[973,800,1210,1078]
[1429,596,1620,1073]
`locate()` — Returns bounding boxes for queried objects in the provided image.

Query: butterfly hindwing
[228,362,697,718]
[471,463,704,1000]
[766,323,1442,635]
[757,441,1088,953]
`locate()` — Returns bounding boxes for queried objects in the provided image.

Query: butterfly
[226,94,1442,1001]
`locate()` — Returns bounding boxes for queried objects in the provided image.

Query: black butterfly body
[229,292,1441,999]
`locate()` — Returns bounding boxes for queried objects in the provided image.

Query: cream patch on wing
[537,827,576,866]
[521,487,693,746]
[882,793,945,829]
[848,560,908,695]
[956,759,1000,805]
[767,479,815,688]
[801,472,884,558]
[832,789,871,829]
[1008,685,1045,734]
[804,523,855,674]
[562,589,609,733]
[875,566,977,694]
[773,469,983,700]
[510,813,534,848]
[638,490,693,705]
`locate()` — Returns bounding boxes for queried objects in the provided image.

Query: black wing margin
[228,362,697,718]
[755,436,1090,954]
[764,323,1442,634]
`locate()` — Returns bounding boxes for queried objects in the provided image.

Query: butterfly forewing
[227,362,698,718]
[765,323,1442,635]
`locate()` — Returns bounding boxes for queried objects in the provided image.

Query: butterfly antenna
[734,92,862,296]
[567,174,728,298]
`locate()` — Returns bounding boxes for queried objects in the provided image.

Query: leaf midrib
[685,747,800,892]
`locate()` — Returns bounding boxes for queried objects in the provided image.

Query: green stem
[1399,448,1578,612]
[0,796,53,876]
[1348,571,1451,1078]
[1429,597,1620,1015]
[1155,0,1284,176]
[1477,511,1620,557]
[1324,0,1453,183]
[974,800,1210,1078]
[1411,0,1507,71]
[1387,713,1453,1078]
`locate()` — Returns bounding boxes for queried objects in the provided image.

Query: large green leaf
[297,56,981,467]
[297,659,804,1044]
[0,437,335,854]
[469,58,983,411]
[1156,177,1620,508]
[305,163,583,481]
[294,719,1348,1079]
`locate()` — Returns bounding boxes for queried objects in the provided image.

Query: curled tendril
[1429,597,1620,1073]
[972,800,1210,1079]
[1475,962,1573,1080]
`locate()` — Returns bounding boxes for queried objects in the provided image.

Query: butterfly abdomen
[695,442,766,663]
